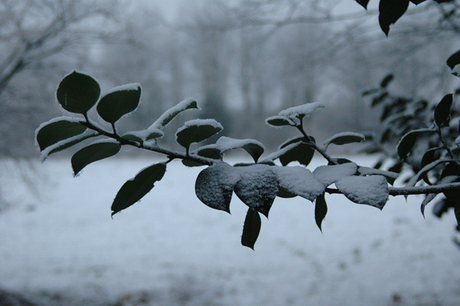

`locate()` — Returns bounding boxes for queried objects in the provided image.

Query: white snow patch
[335,175,389,209]
[104,83,141,95]
[1,156,460,305]
[215,136,264,152]
[313,163,358,187]
[278,102,325,120]
[272,166,325,201]
[149,97,198,130]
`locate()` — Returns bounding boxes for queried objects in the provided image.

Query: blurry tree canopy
[0,0,133,157]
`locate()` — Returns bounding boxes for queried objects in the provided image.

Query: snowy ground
[1,156,460,305]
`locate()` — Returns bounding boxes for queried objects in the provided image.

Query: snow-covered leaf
[241,208,261,250]
[176,119,223,150]
[39,131,98,161]
[357,166,399,185]
[278,102,325,124]
[234,164,278,217]
[71,141,121,176]
[97,84,141,124]
[215,136,265,162]
[56,71,100,114]
[323,132,365,150]
[150,98,199,130]
[272,166,325,201]
[335,175,389,209]
[313,163,358,187]
[111,163,166,216]
[36,117,87,151]
[195,162,237,213]
[183,147,222,167]
[434,94,453,127]
[122,128,165,143]
[315,193,327,232]
[265,116,294,127]
[279,136,315,166]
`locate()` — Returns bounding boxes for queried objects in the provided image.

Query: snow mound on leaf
[335,175,389,210]
[278,102,325,119]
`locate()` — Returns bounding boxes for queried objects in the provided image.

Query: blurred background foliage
[1,0,459,159]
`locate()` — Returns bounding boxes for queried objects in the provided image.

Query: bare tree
[0,0,131,157]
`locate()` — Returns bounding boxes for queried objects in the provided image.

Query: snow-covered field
[1,156,460,305]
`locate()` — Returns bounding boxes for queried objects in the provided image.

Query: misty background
[1,0,458,160]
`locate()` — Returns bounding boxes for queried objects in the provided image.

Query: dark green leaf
[434,94,453,127]
[71,142,121,176]
[36,119,87,151]
[315,193,327,232]
[111,163,166,216]
[362,88,379,96]
[356,0,370,9]
[447,49,460,74]
[151,98,199,129]
[397,129,435,160]
[372,91,389,107]
[46,133,98,157]
[176,119,223,150]
[241,208,261,250]
[97,84,141,124]
[234,165,278,218]
[183,147,222,167]
[420,194,437,218]
[56,71,100,114]
[378,0,410,36]
[265,116,294,127]
[195,163,237,213]
[380,74,394,88]
[323,132,365,150]
[279,136,315,166]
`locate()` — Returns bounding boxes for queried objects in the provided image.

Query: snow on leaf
[35,116,87,151]
[39,131,98,161]
[241,208,261,250]
[335,175,389,210]
[358,166,399,185]
[97,83,141,124]
[149,98,199,130]
[279,136,315,166]
[122,127,165,143]
[272,166,325,201]
[195,162,238,213]
[313,163,358,187]
[265,115,295,127]
[278,102,325,124]
[234,164,278,218]
[323,132,365,150]
[214,136,265,162]
[176,119,223,150]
